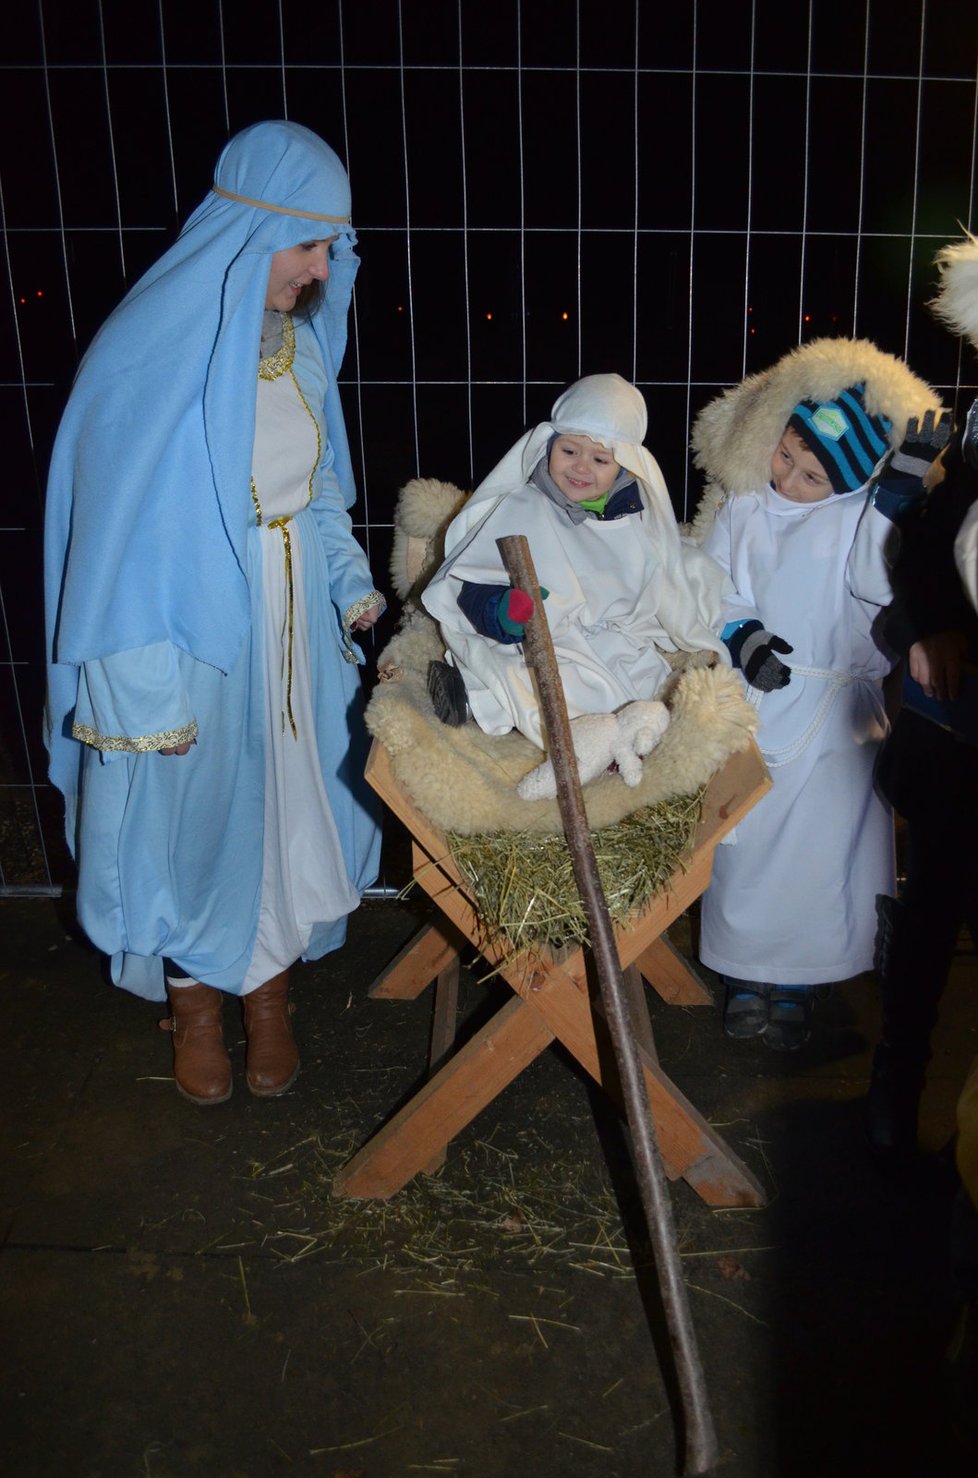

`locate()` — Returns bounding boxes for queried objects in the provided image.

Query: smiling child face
[548,434,620,502]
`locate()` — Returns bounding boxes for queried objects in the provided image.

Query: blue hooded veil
[45,120,360,794]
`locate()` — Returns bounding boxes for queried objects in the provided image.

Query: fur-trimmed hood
[929,231,978,353]
[687,336,942,542]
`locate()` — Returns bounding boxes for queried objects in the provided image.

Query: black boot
[865,1039,926,1165]
[865,894,943,1168]
[427,659,469,726]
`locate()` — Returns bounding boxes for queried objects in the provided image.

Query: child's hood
[686,337,942,543]
[460,372,684,560]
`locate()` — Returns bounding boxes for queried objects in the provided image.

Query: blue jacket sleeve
[457,581,523,643]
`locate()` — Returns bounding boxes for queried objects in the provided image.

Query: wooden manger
[333,734,771,1209]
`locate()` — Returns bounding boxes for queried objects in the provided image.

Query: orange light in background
[561,311,569,321]
[485,311,492,321]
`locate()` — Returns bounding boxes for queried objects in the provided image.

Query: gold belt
[267,515,297,738]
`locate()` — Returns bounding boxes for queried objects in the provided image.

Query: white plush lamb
[516,699,670,801]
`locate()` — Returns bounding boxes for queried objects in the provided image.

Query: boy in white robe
[690,351,947,1051]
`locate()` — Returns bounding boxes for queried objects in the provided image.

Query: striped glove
[725,619,793,691]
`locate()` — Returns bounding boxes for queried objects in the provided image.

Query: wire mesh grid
[1,0,976,892]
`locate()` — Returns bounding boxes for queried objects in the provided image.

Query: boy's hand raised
[889,409,953,483]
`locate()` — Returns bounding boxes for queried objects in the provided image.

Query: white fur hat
[929,230,978,352]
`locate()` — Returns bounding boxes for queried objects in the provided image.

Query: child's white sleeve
[700,496,760,628]
[846,495,899,607]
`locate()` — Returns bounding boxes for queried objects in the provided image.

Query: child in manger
[422,373,728,777]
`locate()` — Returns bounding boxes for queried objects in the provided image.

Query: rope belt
[749,664,887,768]
[267,516,298,739]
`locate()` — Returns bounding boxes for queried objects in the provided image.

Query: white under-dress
[241,342,359,993]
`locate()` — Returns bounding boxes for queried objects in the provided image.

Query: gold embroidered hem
[341,591,385,664]
[344,590,385,628]
[72,719,199,753]
[258,314,296,381]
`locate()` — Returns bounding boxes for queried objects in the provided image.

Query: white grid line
[851,5,872,330]
[156,0,179,216]
[277,0,287,115]
[517,0,527,425]
[797,4,814,344]
[903,3,928,362]
[97,0,126,281]
[951,24,978,409]
[397,0,421,475]
[630,0,639,389]
[8,63,977,83]
[38,0,77,348]
[574,0,583,378]
[681,3,699,520]
[217,0,230,132]
[457,0,474,485]
[741,0,757,384]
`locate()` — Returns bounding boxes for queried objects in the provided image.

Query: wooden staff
[498,534,719,1477]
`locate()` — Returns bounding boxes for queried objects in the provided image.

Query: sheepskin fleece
[389,477,469,602]
[687,337,942,543]
[929,231,978,352]
[367,606,757,836]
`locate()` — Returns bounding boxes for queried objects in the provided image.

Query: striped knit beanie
[787,385,892,493]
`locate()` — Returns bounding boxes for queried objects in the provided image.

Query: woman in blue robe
[44,121,384,1104]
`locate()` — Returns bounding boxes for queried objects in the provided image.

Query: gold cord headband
[211,183,350,223]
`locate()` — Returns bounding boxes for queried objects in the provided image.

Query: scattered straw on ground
[235,1126,652,1282]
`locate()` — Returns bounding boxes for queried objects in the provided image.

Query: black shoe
[761,985,813,1052]
[427,659,468,727]
[722,977,770,1040]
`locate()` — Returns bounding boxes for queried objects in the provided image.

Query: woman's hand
[351,603,383,632]
[160,741,194,756]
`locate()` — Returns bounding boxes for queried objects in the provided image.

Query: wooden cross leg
[333,740,770,1210]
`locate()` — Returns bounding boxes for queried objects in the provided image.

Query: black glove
[725,619,793,691]
[872,410,953,524]
[888,409,953,483]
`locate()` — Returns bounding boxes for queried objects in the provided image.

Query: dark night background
[2,0,977,888]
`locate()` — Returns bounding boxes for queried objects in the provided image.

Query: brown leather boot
[242,971,299,1097]
[160,984,232,1105]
